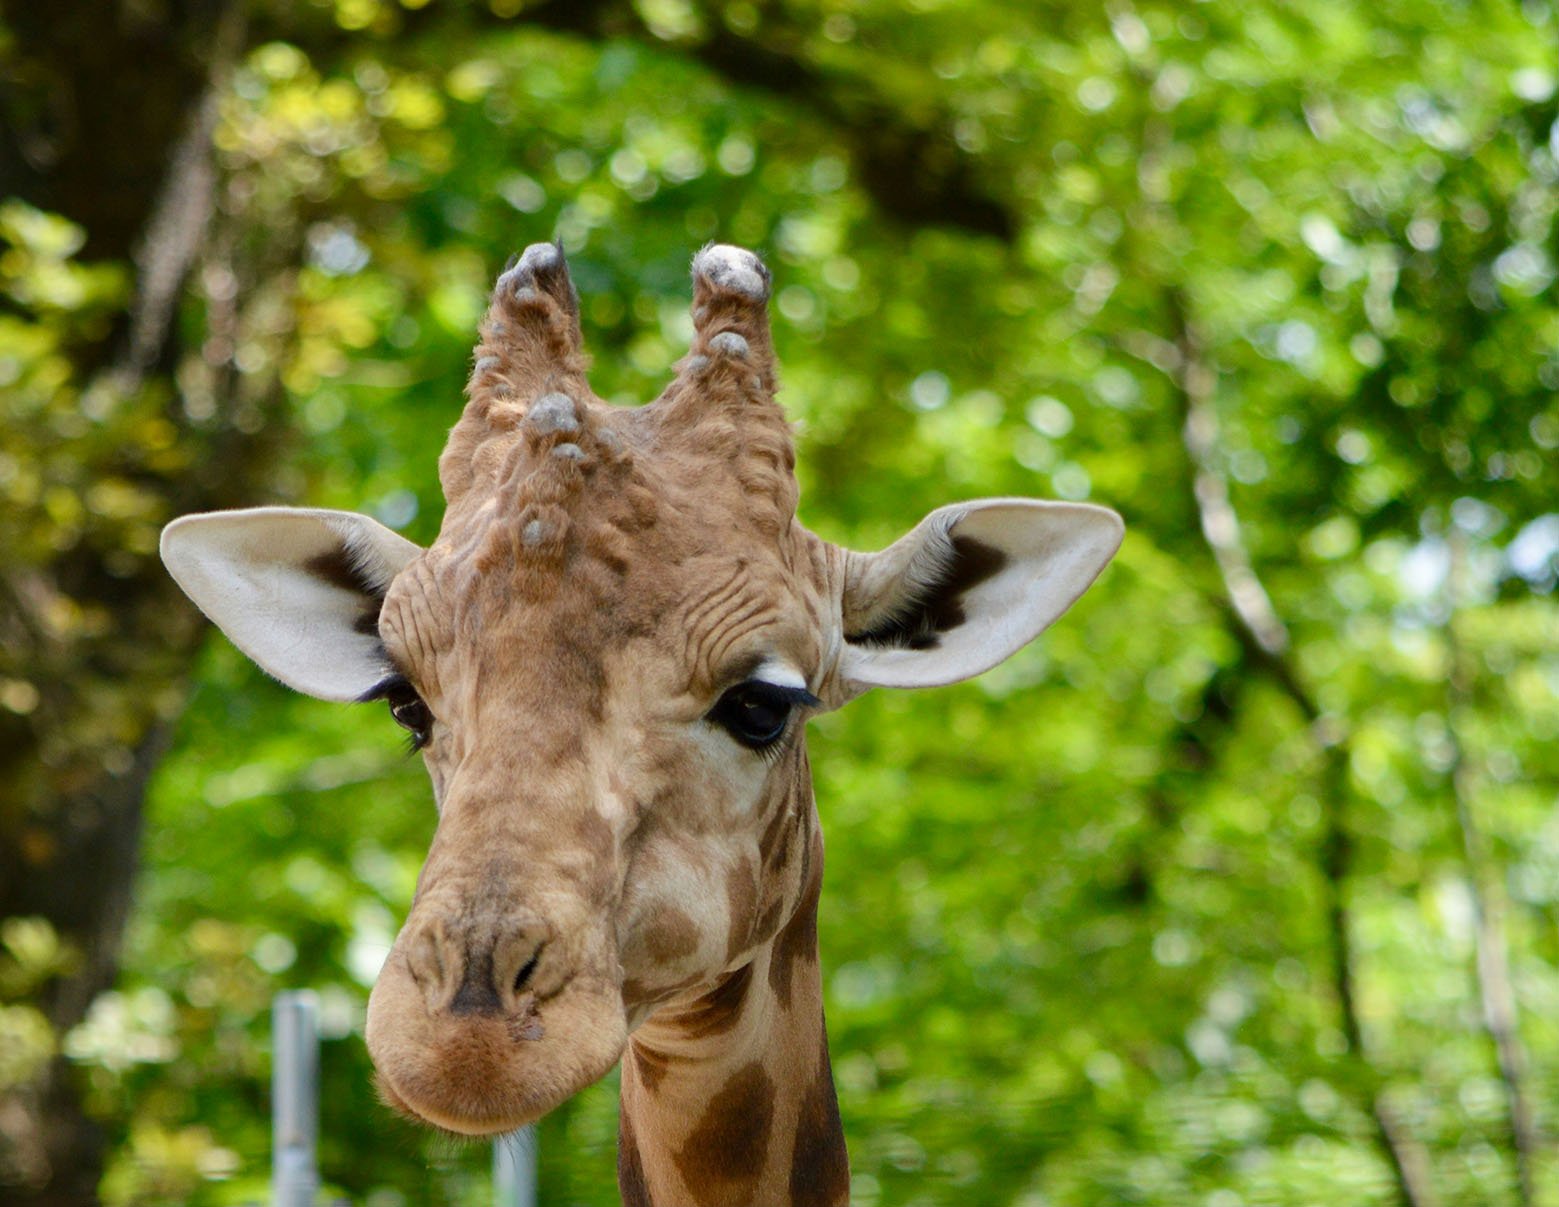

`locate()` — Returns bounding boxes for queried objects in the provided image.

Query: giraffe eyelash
[362,673,435,751]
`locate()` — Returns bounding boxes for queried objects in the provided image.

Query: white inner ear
[839,498,1124,690]
[160,507,423,702]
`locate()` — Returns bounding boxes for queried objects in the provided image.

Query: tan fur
[367,244,850,1201]
[159,235,1120,1200]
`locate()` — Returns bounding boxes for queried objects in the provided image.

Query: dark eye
[709,681,813,751]
[387,684,433,750]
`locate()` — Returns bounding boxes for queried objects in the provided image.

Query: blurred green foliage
[2,0,1557,1204]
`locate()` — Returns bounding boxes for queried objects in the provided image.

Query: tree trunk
[0,4,275,1202]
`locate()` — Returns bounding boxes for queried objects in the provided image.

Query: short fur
[159,242,1125,1206]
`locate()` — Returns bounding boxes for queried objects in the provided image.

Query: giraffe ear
[160,507,423,702]
[837,498,1123,690]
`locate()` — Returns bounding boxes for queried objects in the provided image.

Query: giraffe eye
[387,684,433,750]
[708,681,817,751]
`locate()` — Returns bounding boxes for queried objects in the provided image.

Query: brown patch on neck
[618,1109,652,1207]
[790,1033,850,1204]
[632,1042,672,1093]
[768,833,823,1010]
[675,962,754,1041]
[724,856,757,961]
[672,1061,775,1201]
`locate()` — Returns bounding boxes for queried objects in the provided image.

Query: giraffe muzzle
[365,899,628,1135]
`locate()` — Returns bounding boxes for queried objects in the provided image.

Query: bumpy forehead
[384,417,816,700]
[381,241,816,693]
[438,395,798,585]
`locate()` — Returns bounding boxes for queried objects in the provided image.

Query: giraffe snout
[366,895,628,1135]
[402,913,554,1018]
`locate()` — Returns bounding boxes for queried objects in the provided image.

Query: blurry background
[1,0,1556,1204]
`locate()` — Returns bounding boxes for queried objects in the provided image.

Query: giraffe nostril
[492,923,553,1004]
[514,948,542,995]
[406,926,450,1003]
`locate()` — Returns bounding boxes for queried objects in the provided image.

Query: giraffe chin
[364,970,627,1137]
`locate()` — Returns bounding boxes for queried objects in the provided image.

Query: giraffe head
[160,243,1122,1136]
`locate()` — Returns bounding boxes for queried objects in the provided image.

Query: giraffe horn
[658,244,778,414]
[441,242,593,505]
[468,241,588,417]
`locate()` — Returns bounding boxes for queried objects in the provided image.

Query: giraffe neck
[616,868,849,1206]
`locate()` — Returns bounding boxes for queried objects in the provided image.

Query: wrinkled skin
[367,384,842,1134]
[159,241,1121,1203]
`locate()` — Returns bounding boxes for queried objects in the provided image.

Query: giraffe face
[361,421,836,1135]
[158,241,1123,1141]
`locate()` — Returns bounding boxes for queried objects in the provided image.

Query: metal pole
[493,1125,538,1207]
[272,991,320,1207]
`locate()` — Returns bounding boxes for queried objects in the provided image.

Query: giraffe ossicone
[691,243,771,299]
[160,241,1123,1204]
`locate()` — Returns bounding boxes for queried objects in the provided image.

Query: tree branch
[1171,299,1292,660]
[111,7,245,393]
[1446,537,1539,1206]
[258,0,1018,241]
[685,25,1014,238]
[1166,291,1441,1207]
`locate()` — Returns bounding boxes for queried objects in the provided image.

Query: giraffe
[160,241,1123,1204]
